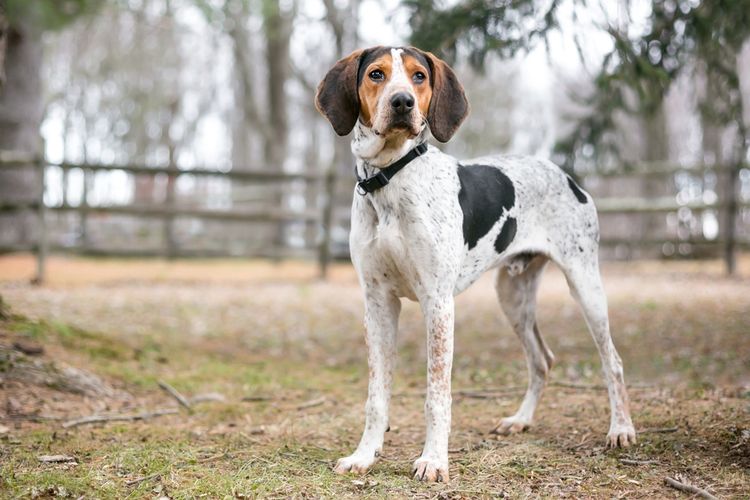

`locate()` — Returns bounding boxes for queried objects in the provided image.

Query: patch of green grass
[641,300,658,310]
[2,467,122,498]
[7,315,133,363]
[103,364,160,388]
[8,316,49,340]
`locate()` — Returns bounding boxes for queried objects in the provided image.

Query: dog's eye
[369,70,384,81]
[413,71,426,83]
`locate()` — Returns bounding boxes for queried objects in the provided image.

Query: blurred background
[1,0,749,280]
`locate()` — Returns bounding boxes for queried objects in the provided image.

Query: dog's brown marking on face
[403,54,432,119]
[358,53,392,128]
[357,51,433,131]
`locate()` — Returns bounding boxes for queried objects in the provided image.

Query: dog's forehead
[356,46,430,86]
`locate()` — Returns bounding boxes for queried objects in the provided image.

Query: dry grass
[0,254,749,498]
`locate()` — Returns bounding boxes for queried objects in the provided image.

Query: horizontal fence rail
[0,151,748,282]
[0,152,350,281]
[595,197,750,213]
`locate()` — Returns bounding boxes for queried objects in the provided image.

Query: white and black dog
[315,46,635,483]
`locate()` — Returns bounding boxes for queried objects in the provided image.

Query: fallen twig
[456,391,503,399]
[297,396,326,410]
[6,414,64,422]
[455,388,525,399]
[396,386,526,399]
[126,471,162,487]
[239,427,266,439]
[620,458,659,466]
[158,380,192,410]
[640,426,678,434]
[38,454,76,463]
[551,381,654,391]
[569,434,593,450]
[551,381,608,390]
[197,452,228,463]
[62,408,178,429]
[242,395,274,402]
[664,476,718,500]
[190,392,226,404]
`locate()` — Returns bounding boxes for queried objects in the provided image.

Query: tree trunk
[228,5,261,172]
[226,2,289,254]
[263,2,290,172]
[0,9,9,89]
[0,17,43,248]
[632,102,669,259]
[700,68,733,269]
[262,2,293,251]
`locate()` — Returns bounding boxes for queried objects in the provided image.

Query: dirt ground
[0,254,749,498]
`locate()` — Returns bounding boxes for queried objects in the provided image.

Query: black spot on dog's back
[457,164,516,250]
[566,176,588,204]
[495,217,517,253]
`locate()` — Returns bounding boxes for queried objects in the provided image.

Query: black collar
[356,142,428,195]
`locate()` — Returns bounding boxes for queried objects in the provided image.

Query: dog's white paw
[333,452,378,475]
[490,416,531,435]
[607,424,636,448]
[412,456,449,483]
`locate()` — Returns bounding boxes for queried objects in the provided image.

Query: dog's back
[451,154,599,291]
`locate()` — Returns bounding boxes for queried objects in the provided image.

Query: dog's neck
[352,121,427,179]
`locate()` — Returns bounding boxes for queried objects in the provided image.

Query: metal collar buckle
[356,172,389,196]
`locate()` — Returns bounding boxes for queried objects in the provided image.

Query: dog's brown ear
[416,49,469,143]
[315,49,365,136]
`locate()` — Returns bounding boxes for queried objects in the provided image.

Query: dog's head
[315,46,468,143]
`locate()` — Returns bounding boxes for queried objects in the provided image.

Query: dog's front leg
[334,289,400,475]
[414,295,454,483]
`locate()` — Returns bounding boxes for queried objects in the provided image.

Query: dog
[315,46,636,483]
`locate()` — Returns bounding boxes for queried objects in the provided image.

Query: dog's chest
[374,214,403,257]
[362,200,425,298]
[353,162,467,298]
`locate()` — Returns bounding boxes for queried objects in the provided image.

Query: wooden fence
[0,151,344,282]
[0,150,748,283]
[581,162,750,274]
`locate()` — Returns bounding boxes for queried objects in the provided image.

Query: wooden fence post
[723,164,739,276]
[33,158,47,285]
[163,163,177,259]
[318,164,336,279]
[80,168,90,250]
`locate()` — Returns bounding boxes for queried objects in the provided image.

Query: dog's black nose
[390,92,415,114]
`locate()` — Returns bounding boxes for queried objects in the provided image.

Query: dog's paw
[607,424,636,448]
[412,456,449,483]
[333,453,377,475]
[489,416,531,435]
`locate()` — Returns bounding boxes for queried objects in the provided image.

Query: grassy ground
[0,254,749,498]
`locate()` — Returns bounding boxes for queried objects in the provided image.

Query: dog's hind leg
[334,289,401,475]
[559,255,636,447]
[491,254,554,435]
